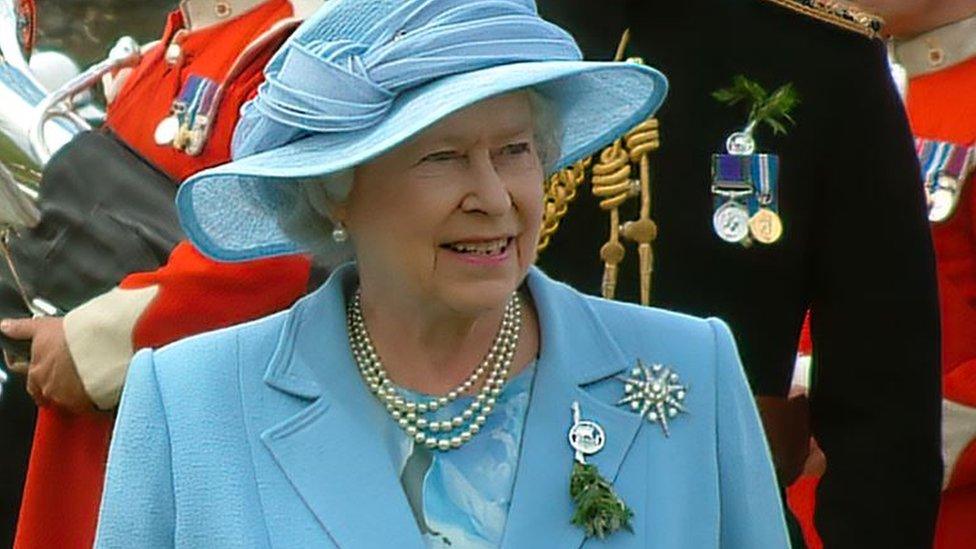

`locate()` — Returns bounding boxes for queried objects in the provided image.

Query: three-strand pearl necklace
[347,290,522,452]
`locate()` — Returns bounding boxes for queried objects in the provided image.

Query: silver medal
[725,131,756,156]
[928,175,961,223]
[154,115,179,146]
[713,200,750,243]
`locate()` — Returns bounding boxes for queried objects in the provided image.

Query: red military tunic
[13,1,318,547]
[908,45,976,549]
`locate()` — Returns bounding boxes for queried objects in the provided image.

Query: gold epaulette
[762,0,884,39]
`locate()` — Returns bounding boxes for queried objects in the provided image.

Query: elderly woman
[95,1,788,547]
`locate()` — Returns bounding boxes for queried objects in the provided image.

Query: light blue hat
[177,0,668,262]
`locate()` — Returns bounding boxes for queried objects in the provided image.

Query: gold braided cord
[590,116,661,304]
[591,142,634,209]
[535,28,663,305]
[589,141,632,299]
[624,118,660,163]
[537,158,590,252]
[622,119,660,304]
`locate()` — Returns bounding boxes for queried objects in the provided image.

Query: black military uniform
[537,1,942,547]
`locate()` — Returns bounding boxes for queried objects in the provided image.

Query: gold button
[215,1,232,18]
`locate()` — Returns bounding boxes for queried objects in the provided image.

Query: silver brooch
[568,401,606,464]
[616,360,688,437]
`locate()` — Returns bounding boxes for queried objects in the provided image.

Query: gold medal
[172,124,192,151]
[749,207,783,244]
[183,115,211,156]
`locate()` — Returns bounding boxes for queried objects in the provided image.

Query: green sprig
[712,75,801,136]
[569,462,634,539]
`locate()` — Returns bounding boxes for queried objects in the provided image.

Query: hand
[2,317,95,414]
[802,437,826,477]
[756,390,812,486]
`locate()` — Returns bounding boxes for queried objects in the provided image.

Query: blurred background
[0,3,172,546]
[35,0,171,66]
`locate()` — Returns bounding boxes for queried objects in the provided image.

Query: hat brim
[178,60,668,262]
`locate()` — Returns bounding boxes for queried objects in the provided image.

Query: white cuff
[943,398,976,489]
[63,285,158,410]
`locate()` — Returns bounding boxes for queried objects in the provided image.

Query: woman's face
[341,92,545,315]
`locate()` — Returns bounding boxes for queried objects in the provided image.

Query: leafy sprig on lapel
[712,75,800,136]
[570,462,634,539]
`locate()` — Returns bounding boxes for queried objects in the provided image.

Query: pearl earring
[331,221,348,243]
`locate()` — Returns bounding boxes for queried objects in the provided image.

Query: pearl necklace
[347,290,522,452]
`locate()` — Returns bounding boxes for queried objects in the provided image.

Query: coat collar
[259,265,644,548]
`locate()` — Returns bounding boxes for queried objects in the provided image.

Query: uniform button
[215,1,232,18]
[164,29,188,66]
[927,41,945,67]
[165,43,182,65]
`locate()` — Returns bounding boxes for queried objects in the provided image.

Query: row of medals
[712,132,784,246]
[715,148,970,243]
[154,104,209,155]
[713,198,783,245]
[152,35,211,156]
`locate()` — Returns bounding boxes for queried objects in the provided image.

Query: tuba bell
[0,0,140,216]
[0,0,56,208]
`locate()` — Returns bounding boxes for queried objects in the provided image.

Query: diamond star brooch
[616,360,688,437]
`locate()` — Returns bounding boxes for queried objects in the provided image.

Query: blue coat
[95,266,789,548]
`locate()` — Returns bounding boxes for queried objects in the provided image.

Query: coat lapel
[256,266,425,549]
[249,266,645,548]
[501,269,645,549]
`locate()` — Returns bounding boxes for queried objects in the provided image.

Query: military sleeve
[808,38,942,547]
[64,242,310,409]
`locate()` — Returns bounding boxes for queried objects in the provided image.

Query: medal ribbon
[753,154,777,206]
[915,138,976,191]
[174,76,200,121]
[180,75,219,133]
[711,153,780,210]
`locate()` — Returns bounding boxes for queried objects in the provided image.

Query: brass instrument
[0,0,54,202]
[538,30,661,306]
[1,0,140,201]
[0,0,140,316]
[29,36,140,164]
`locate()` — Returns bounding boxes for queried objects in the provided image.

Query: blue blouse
[390,364,537,548]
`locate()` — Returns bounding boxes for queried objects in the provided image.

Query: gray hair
[275,89,563,264]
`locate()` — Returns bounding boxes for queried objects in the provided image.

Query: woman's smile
[440,236,516,266]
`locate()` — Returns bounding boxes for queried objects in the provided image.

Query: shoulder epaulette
[762,0,884,39]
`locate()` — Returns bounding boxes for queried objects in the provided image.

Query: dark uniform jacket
[536,1,942,547]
